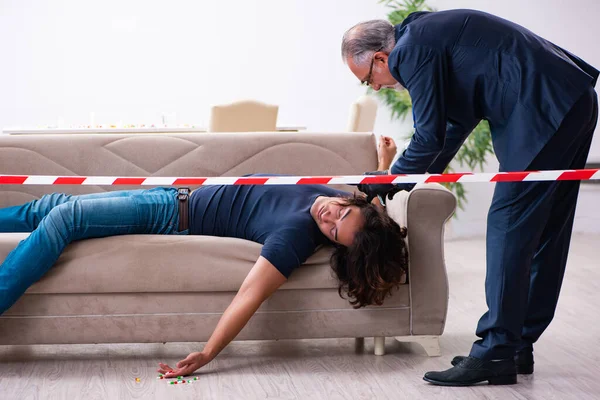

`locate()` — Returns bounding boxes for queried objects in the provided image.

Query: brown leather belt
[177,188,190,231]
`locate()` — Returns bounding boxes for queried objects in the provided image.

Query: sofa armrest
[405,183,456,335]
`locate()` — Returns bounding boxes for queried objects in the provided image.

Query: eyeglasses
[361,47,383,87]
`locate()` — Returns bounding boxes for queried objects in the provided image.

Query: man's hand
[356,170,397,203]
[377,135,397,171]
[158,351,211,378]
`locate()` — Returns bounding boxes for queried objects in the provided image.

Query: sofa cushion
[0,233,346,293]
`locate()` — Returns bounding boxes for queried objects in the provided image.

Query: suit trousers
[470,85,599,360]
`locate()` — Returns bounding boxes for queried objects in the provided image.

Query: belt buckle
[177,187,190,201]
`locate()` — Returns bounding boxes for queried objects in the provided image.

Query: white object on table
[2,126,307,135]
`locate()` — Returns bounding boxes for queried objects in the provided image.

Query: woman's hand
[155,258,285,380]
[377,135,397,171]
[157,351,211,378]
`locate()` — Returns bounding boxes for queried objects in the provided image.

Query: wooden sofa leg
[374,336,385,356]
[394,335,441,357]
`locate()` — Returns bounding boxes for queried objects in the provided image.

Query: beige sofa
[0,132,455,356]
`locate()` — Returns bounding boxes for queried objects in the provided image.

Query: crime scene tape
[0,169,599,186]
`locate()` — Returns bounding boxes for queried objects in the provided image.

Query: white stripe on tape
[523,171,564,181]
[23,176,58,185]
[141,177,178,185]
[264,177,302,185]
[203,177,239,185]
[82,177,119,185]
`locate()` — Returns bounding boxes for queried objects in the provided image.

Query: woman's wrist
[378,160,391,171]
[201,347,218,361]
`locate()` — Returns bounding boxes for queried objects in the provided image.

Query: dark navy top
[189,177,351,278]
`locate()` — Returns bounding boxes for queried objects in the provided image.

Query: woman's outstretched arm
[157,256,287,377]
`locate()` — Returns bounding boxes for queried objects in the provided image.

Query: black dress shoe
[451,349,534,374]
[515,349,534,374]
[423,356,517,386]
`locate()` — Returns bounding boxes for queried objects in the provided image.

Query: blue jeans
[0,187,187,314]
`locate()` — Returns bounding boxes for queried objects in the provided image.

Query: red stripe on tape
[235,178,270,185]
[173,178,206,185]
[297,177,332,184]
[113,178,145,185]
[359,175,398,184]
[54,177,87,185]
[557,169,599,181]
[491,172,529,182]
[425,173,471,183]
[0,176,28,184]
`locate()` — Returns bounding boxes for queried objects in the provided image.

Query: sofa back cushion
[0,132,377,207]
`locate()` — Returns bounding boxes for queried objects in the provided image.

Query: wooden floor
[1,234,599,400]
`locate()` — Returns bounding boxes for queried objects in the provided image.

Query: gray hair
[341,20,396,66]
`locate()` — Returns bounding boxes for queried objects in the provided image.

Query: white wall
[1,0,598,237]
[0,0,394,132]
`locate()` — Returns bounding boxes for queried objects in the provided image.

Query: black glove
[356,170,404,203]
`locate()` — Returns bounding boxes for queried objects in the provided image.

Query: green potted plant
[373,0,495,210]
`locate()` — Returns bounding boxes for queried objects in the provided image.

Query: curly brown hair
[330,194,408,308]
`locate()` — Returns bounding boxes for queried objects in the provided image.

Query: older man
[342,9,598,386]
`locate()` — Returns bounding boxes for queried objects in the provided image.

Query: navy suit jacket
[388,9,599,175]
